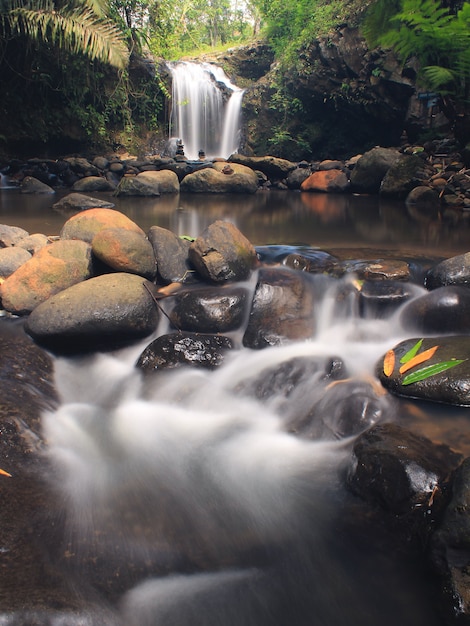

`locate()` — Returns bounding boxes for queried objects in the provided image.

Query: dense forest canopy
[0,0,469,156]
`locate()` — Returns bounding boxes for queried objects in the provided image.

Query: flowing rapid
[40,273,444,626]
[167,61,244,160]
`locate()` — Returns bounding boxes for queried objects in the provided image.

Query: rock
[283,249,338,273]
[405,185,440,210]
[350,147,401,194]
[52,192,115,212]
[0,247,32,278]
[20,176,55,194]
[15,233,50,255]
[169,286,248,333]
[358,280,421,319]
[430,456,470,619]
[399,286,470,334]
[71,176,115,192]
[25,273,159,353]
[60,208,145,243]
[426,252,470,289]
[91,228,157,279]
[92,156,110,170]
[286,167,312,189]
[300,169,349,193]
[362,259,411,281]
[180,166,258,194]
[377,335,470,406]
[228,154,297,179]
[0,240,93,315]
[115,170,179,196]
[147,226,195,284]
[189,221,257,283]
[63,157,99,177]
[319,160,344,171]
[0,224,29,247]
[242,267,315,349]
[347,422,462,515]
[136,332,233,372]
[380,154,429,199]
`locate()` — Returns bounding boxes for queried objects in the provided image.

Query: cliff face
[213,30,436,161]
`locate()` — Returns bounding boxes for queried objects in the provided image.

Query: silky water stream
[40,270,452,626]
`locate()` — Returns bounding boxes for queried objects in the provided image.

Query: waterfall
[168,61,244,160]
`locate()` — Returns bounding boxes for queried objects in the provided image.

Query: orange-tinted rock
[60,208,144,243]
[92,227,157,279]
[300,170,349,193]
[0,240,92,315]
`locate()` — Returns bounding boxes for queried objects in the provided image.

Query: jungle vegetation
[0,0,469,155]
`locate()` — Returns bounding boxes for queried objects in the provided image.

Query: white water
[42,274,441,625]
[168,61,244,160]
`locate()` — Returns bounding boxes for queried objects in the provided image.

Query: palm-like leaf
[2,0,128,69]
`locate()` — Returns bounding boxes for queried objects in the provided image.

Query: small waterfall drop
[168,61,244,160]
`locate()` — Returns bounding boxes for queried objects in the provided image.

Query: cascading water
[40,271,444,626]
[167,61,244,160]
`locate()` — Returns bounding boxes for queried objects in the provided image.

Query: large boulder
[71,176,115,192]
[380,154,430,199]
[52,192,115,212]
[350,147,401,193]
[180,166,258,194]
[115,170,180,196]
[60,208,145,243]
[147,226,195,284]
[228,154,296,179]
[189,221,257,283]
[25,273,160,353]
[242,267,316,349]
[0,240,93,315]
[377,335,470,406]
[300,169,349,193]
[91,228,157,279]
[20,176,55,194]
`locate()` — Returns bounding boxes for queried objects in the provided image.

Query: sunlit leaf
[400,339,423,364]
[402,359,465,385]
[0,468,12,477]
[399,345,439,374]
[383,349,395,377]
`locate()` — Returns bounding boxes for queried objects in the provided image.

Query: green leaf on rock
[400,339,423,364]
[402,359,466,385]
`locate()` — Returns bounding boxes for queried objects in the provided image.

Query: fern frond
[422,65,456,89]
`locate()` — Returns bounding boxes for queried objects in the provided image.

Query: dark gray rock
[148,226,196,284]
[350,147,401,194]
[0,224,29,247]
[400,286,470,334]
[20,176,55,194]
[0,247,31,278]
[169,286,248,333]
[52,192,115,212]
[189,221,258,283]
[242,267,315,349]
[380,154,429,199]
[136,332,233,371]
[358,280,422,319]
[347,422,462,515]
[25,273,159,353]
[283,249,338,273]
[377,335,470,406]
[72,176,115,192]
[405,185,440,210]
[426,252,470,290]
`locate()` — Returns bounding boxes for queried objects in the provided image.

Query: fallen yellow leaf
[383,350,395,377]
[0,468,12,477]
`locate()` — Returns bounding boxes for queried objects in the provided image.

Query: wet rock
[399,286,470,334]
[362,259,411,281]
[52,192,115,212]
[377,336,470,406]
[286,167,312,190]
[0,240,93,315]
[20,176,55,194]
[0,224,29,247]
[180,166,258,194]
[92,227,157,280]
[0,247,32,278]
[169,286,248,333]
[115,170,179,196]
[61,207,145,243]
[430,456,470,619]
[300,169,349,193]
[347,422,462,515]
[228,154,297,180]
[283,249,338,273]
[405,185,440,210]
[136,332,233,372]
[358,280,421,318]
[148,226,196,284]
[189,221,257,283]
[425,252,470,290]
[350,147,401,194]
[71,175,115,192]
[25,273,159,353]
[242,267,315,349]
[380,154,430,199]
